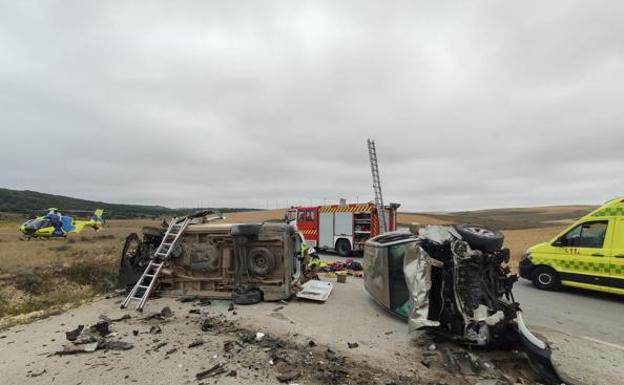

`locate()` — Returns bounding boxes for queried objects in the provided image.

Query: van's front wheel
[531,266,561,291]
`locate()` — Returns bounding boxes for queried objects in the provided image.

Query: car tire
[247,247,275,277]
[453,224,504,253]
[531,266,561,290]
[336,239,352,257]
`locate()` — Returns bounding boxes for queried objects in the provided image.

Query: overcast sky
[1,1,623,211]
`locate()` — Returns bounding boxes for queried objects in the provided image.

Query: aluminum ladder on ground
[121,216,192,311]
[367,138,388,233]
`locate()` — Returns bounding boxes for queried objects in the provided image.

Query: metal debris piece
[196,363,227,380]
[101,341,134,351]
[89,320,111,337]
[153,342,167,351]
[188,339,204,348]
[65,325,84,342]
[55,341,99,355]
[295,280,333,302]
[275,368,300,382]
[160,306,173,318]
[27,369,47,377]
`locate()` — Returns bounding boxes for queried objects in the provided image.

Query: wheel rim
[465,226,496,238]
[538,272,552,286]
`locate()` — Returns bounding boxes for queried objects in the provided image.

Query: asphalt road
[514,279,624,347]
[320,252,624,349]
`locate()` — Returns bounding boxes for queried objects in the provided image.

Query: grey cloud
[1,1,623,211]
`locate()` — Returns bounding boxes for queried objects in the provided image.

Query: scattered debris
[196,363,227,380]
[188,339,204,348]
[275,366,300,382]
[89,320,110,337]
[165,347,177,355]
[227,303,235,312]
[347,342,359,349]
[143,306,173,321]
[65,325,84,341]
[27,369,47,378]
[149,325,162,335]
[153,342,168,351]
[295,280,333,302]
[255,332,265,342]
[200,314,238,333]
[101,340,133,351]
[188,309,201,314]
[160,306,173,318]
[56,320,133,356]
[55,341,99,355]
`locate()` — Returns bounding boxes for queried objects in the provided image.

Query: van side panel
[608,217,624,292]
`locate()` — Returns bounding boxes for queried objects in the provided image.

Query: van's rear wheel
[336,239,351,257]
[531,266,561,290]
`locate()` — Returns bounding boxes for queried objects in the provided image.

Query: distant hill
[399,205,597,230]
[0,188,258,219]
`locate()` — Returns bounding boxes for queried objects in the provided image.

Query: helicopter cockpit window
[24,218,52,230]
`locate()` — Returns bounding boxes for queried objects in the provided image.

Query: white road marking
[583,336,624,351]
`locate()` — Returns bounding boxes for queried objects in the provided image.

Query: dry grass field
[0,205,587,326]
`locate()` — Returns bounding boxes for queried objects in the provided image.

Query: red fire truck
[286,202,400,257]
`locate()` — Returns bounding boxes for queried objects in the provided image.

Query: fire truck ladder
[121,210,223,312]
[367,138,388,233]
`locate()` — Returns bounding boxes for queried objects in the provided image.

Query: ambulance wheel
[336,239,351,257]
[531,266,560,291]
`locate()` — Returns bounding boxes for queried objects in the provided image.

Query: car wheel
[531,266,561,290]
[247,247,275,277]
[336,239,351,257]
[453,224,504,253]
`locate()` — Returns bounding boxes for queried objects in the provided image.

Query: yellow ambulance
[519,197,624,295]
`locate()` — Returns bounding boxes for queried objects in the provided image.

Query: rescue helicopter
[19,208,105,240]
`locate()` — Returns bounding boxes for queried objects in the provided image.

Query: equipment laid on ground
[519,197,624,296]
[121,211,222,311]
[119,214,304,309]
[19,208,105,239]
[287,201,399,257]
[367,138,388,233]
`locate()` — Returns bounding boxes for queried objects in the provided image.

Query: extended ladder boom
[367,138,388,233]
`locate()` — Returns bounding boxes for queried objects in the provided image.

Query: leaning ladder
[367,138,388,233]
[121,216,192,312]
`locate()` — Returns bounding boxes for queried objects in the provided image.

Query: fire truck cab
[286,202,400,257]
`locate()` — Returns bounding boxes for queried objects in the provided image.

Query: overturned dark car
[363,224,557,378]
